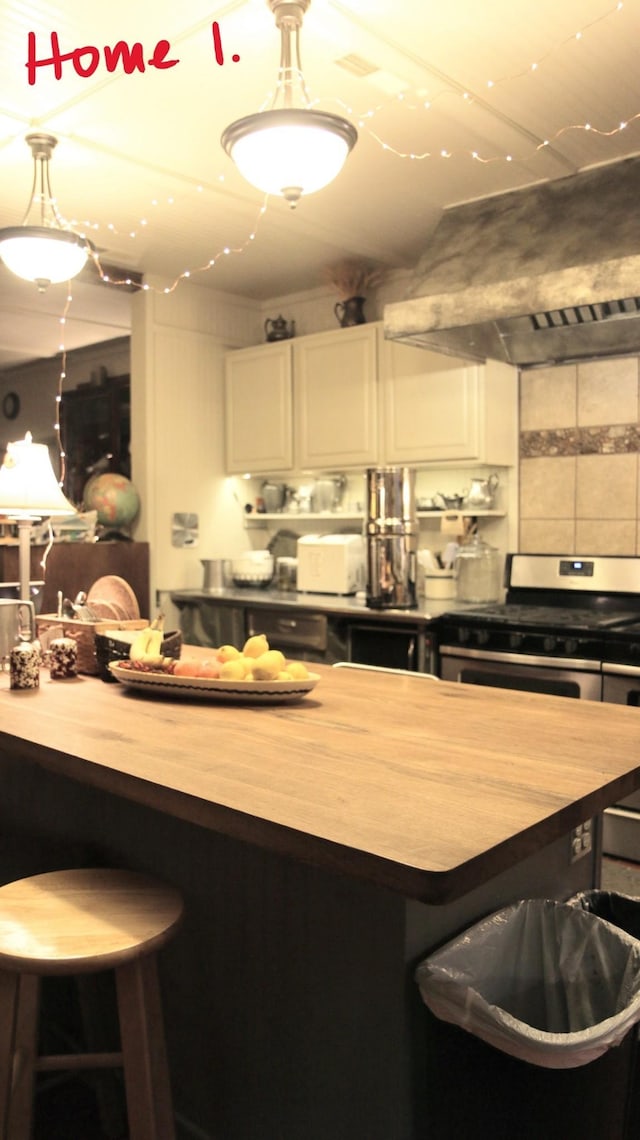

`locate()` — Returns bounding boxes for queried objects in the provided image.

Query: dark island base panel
[0,751,599,1140]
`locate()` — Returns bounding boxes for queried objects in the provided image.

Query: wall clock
[2,392,20,420]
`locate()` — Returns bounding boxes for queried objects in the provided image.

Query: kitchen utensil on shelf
[262,481,289,512]
[463,473,499,510]
[312,475,346,512]
[437,492,465,510]
[290,484,314,513]
[454,534,502,602]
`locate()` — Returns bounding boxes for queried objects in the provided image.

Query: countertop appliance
[435,552,640,857]
[296,534,366,596]
[365,466,418,610]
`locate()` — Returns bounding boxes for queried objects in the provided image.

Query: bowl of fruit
[108,633,319,703]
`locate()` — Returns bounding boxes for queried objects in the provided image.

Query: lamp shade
[0,433,75,518]
[222,109,357,206]
[0,226,90,289]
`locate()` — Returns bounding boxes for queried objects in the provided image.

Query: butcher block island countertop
[1,656,640,1140]
[0,657,638,904]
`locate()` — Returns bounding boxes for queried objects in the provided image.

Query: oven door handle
[602,661,640,678]
[439,645,600,670]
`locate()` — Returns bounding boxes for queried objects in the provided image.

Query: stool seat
[0,867,185,1140]
[0,868,184,973]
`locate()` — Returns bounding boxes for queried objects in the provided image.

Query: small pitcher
[334,296,367,327]
[463,473,499,510]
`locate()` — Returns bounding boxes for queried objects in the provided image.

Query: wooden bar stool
[0,867,184,1140]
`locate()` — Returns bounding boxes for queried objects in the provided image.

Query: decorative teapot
[463,473,499,510]
[265,315,295,342]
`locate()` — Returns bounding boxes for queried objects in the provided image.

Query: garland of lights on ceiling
[37,0,633,472]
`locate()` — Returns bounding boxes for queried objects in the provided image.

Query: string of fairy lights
[39,0,634,495]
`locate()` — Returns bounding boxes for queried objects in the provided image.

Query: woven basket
[36,616,148,676]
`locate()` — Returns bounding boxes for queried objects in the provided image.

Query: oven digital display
[559,559,594,577]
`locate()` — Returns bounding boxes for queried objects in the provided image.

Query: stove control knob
[475,629,490,647]
[509,632,523,650]
[565,637,578,656]
[458,627,470,644]
[543,635,557,653]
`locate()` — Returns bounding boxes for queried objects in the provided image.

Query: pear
[243,634,269,659]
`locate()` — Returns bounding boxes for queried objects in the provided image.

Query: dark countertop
[169,586,476,624]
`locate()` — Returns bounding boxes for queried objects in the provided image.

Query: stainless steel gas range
[435,553,640,858]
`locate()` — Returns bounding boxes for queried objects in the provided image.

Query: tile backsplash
[519,355,640,554]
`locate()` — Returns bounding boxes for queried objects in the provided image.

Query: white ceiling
[1,0,639,369]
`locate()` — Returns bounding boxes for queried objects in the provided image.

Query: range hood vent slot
[531,297,640,332]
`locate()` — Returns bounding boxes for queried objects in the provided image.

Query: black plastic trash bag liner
[568,889,640,940]
[415,898,640,1069]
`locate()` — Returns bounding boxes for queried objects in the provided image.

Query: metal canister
[365,467,418,610]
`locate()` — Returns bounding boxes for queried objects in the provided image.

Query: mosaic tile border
[521,424,640,458]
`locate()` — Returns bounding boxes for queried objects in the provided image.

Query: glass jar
[455,534,502,603]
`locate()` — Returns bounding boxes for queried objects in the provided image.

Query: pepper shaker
[49,637,78,679]
[10,640,40,691]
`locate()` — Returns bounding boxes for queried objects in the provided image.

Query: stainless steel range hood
[383,156,640,367]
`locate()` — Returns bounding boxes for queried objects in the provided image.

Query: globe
[83,472,140,530]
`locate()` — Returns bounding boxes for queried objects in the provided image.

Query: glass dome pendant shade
[221,0,357,208]
[0,134,94,291]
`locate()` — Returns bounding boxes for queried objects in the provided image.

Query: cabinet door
[294,325,378,469]
[225,343,293,473]
[380,337,481,463]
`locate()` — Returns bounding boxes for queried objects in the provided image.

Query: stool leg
[115,955,176,1140]
[0,971,40,1140]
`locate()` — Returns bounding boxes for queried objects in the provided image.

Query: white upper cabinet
[224,341,293,473]
[293,325,379,470]
[224,323,518,475]
[379,333,518,466]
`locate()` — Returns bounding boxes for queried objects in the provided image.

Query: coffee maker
[365,466,418,609]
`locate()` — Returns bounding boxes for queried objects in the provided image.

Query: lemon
[243,634,270,659]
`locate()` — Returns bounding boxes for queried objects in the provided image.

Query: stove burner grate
[454,604,640,631]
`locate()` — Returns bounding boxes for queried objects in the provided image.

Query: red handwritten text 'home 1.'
[25,22,240,85]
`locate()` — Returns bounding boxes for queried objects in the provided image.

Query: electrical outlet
[570,821,593,862]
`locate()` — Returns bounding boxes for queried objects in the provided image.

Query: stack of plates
[86,576,140,621]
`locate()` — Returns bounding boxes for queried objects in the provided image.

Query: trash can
[415,898,640,1140]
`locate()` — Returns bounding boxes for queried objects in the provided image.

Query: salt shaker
[10,641,40,691]
[49,637,78,679]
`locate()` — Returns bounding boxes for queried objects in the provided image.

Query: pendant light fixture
[221,0,357,208]
[0,133,94,292]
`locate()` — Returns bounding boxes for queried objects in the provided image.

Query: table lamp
[0,433,75,601]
